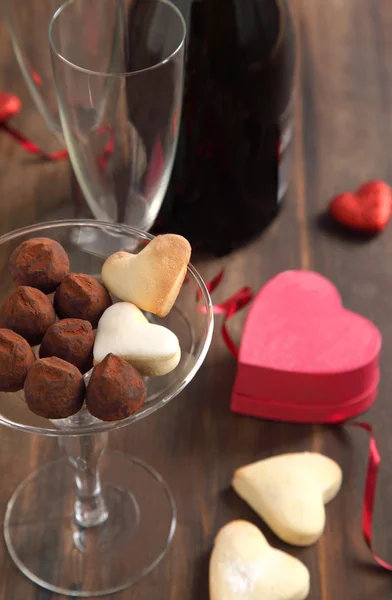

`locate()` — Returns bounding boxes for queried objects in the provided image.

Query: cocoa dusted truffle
[0,286,56,345]
[54,274,112,328]
[86,354,146,422]
[24,357,85,419]
[0,328,35,392]
[9,237,70,294]
[40,318,94,373]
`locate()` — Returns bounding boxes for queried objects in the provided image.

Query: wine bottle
[154,0,296,256]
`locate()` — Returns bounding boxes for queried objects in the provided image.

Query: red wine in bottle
[155,0,296,256]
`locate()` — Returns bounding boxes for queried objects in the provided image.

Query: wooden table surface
[2,0,392,598]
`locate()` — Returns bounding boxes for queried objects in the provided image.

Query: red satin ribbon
[0,122,68,160]
[0,91,67,161]
[204,270,392,571]
[97,129,115,173]
[0,92,117,164]
[198,269,253,359]
[350,422,392,570]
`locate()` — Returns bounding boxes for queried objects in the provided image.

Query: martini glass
[0,220,213,597]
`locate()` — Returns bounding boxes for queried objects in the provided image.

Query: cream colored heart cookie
[210,520,310,600]
[101,234,191,317]
[232,452,342,547]
[93,302,181,376]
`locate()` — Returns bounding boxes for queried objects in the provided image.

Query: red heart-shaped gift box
[231,271,382,423]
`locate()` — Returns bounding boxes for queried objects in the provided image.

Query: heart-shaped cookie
[232,453,342,546]
[93,302,181,376]
[101,234,191,317]
[210,521,310,600]
[231,270,381,423]
[329,180,392,233]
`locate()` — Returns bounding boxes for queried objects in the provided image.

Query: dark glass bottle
[154,0,296,256]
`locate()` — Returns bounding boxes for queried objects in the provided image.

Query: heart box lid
[231,271,382,424]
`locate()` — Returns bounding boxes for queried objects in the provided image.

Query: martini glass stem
[59,432,109,528]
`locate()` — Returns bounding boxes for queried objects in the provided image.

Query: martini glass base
[4,452,176,597]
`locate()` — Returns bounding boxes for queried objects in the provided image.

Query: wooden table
[1,0,392,598]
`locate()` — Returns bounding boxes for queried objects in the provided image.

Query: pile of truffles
[0,234,191,422]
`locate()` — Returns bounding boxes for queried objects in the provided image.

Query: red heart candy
[0,92,21,122]
[329,180,392,233]
[231,271,381,423]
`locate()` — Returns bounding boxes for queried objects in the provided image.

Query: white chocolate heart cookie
[232,452,342,547]
[101,234,191,317]
[93,302,181,376]
[210,521,310,600]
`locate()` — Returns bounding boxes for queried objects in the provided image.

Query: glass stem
[59,432,109,528]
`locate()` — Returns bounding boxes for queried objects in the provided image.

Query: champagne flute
[6,0,65,139]
[7,0,185,238]
[49,0,185,234]
[6,0,111,230]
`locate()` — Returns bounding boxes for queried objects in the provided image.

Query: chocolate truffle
[24,357,85,419]
[0,286,56,346]
[54,274,112,328]
[40,318,94,373]
[0,328,35,392]
[86,354,146,422]
[9,237,70,294]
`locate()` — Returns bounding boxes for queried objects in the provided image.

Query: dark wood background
[2,0,392,598]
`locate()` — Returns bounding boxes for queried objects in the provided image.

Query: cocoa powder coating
[9,237,70,294]
[0,286,56,345]
[54,274,112,327]
[0,328,35,392]
[24,356,85,419]
[86,354,146,422]
[40,318,94,373]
